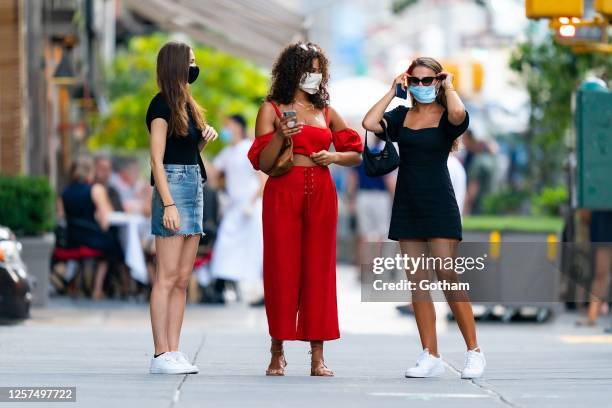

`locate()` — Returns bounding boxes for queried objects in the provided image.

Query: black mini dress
[376,105,469,241]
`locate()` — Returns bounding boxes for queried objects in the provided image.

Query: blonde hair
[70,155,94,183]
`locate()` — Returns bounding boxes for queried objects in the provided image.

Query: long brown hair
[267,42,330,109]
[156,42,206,136]
[407,57,459,151]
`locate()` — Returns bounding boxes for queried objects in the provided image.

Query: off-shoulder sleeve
[375,105,408,142]
[247,132,274,170]
[442,110,469,140]
[332,128,363,153]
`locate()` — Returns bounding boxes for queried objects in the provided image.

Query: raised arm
[362,73,408,133]
[440,72,466,125]
[253,102,302,173]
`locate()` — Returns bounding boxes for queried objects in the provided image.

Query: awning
[123,0,308,67]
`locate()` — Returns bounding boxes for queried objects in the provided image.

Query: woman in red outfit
[248,43,363,377]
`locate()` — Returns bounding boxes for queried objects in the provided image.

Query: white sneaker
[461,349,486,379]
[168,351,199,374]
[405,349,445,378]
[150,352,194,374]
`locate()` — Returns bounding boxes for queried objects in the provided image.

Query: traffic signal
[526,0,583,19]
[549,15,607,45]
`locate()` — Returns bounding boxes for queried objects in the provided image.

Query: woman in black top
[363,57,485,379]
[146,42,217,375]
[60,156,123,300]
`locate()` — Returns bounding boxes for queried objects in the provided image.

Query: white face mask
[299,72,323,94]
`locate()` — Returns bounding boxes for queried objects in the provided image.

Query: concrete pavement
[1,266,611,407]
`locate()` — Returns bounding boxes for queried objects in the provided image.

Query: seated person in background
[94,153,124,211]
[59,156,125,300]
[109,157,152,217]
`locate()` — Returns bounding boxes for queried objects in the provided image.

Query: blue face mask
[409,85,437,104]
[220,127,232,143]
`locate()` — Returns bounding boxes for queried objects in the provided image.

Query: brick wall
[0,0,24,175]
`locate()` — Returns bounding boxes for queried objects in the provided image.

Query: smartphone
[395,83,408,99]
[283,110,297,128]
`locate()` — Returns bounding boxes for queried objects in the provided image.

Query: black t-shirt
[145,92,207,186]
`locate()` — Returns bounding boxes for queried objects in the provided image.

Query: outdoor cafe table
[107,212,149,284]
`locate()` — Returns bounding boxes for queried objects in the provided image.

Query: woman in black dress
[362,57,485,379]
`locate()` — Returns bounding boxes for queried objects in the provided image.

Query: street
[1,266,611,408]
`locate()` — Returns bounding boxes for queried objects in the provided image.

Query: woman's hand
[392,72,408,91]
[439,71,454,90]
[276,115,303,139]
[310,150,337,167]
[163,205,180,231]
[201,125,218,146]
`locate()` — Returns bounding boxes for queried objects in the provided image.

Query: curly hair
[267,42,330,109]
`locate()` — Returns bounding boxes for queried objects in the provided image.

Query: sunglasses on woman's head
[407,74,446,86]
[299,43,319,52]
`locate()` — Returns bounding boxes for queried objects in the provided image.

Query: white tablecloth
[108,212,149,284]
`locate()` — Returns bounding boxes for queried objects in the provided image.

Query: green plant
[88,33,269,156]
[0,176,55,236]
[509,28,612,191]
[531,186,568,216]
[481,188,530,215]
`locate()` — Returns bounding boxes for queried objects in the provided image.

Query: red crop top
[248,101,363,170]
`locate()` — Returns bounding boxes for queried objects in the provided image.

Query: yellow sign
[595,0,612,16]
[526,0,583,19]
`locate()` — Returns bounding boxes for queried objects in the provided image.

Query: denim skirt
[151,164,204,237]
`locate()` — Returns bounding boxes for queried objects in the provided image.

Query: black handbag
[362,120,400,177]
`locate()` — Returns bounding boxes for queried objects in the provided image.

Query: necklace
[294,100,315,111]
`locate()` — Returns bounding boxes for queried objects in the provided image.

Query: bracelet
[163,203,176,208]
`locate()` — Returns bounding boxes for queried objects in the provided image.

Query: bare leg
[587,246,612,323]
[399,240,439,356]
[266,338,286,376]
[310,340,333,376]
[92,260,108,300]
[430,238,479,351]
[150,236,184,355]
[167,235,201,352]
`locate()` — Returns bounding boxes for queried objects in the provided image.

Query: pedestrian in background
[209,114,265,303]
[146,41,217,375]
[577,210,612,327]
[362,57,485,379]
[346,135,395,269]
[248,42,363,376]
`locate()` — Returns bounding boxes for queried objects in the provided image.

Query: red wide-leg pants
[262,166,340,341]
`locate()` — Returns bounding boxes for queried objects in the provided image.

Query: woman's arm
[150,118,180,231]
[440,72,466,125]
[323,107,361,167]
[254,102,301,173]
[91,183,114,231]
[362,73,408,133]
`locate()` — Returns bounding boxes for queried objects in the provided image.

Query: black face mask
[188,65,199,84]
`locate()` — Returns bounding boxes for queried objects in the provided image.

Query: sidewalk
[1,266,611,407]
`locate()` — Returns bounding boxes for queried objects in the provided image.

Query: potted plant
[0,175,55,306]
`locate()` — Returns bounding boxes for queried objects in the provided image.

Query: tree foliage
[88,34,269,155]
[509,28,611,190]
